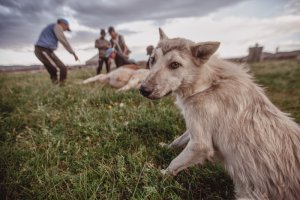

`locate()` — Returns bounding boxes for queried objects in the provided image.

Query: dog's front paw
[159,142,168,147]
[160,168,177,176]
[160,168,170,175]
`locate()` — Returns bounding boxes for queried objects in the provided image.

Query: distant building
[261,50,300,61]
[0,65,43,73]
[85,54,147,68]
[85,53,98,66]
[226,43,300,63]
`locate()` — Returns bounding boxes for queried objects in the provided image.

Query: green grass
[250,60,300,122]
[1,59,299,200]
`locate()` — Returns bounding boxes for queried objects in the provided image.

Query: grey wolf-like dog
[140,28,300,199]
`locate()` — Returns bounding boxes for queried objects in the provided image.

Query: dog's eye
[169,62,181,70]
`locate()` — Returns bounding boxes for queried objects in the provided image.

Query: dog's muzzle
[139,85,152,97]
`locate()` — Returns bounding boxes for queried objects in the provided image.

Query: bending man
[34,18,79,84]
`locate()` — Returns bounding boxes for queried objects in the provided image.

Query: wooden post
[247,43,263,62]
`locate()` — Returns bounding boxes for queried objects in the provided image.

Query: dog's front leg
[168,130,190,148]
[82,74,107,84]
[162,141,213,176]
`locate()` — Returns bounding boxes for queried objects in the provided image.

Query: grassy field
[1,60,299,200]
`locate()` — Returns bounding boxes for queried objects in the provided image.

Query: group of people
[34,18,153,85]
[94,26,135,75]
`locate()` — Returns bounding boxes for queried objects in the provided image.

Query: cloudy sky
[0,0,299,65]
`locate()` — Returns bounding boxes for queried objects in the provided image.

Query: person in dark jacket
[108,26,131,58]
[105,48,136,68]
[95,29,111,74]
[34,18,79,84]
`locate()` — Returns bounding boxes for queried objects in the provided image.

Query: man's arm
[95,39,111,49]
[95,39,100,48]
[119,35,129,55]
[104,40,111,48]
[54,24,75,54]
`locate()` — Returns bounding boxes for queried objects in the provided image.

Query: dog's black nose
[139,85,152,97]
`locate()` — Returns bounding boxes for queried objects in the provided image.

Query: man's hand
[73,53,79,61]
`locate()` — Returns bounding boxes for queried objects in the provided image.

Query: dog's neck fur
[173,56,220,100]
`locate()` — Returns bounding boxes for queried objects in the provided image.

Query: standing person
[146,45,154,69]
[34,18,79,84]
[105,48,136,68]
[95,29,111,74]
[108,26,131,58]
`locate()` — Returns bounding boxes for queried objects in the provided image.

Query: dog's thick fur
[140,28,300,199]
[83,65,149,92]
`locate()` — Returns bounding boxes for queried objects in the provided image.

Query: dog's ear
[191,42,220,60]
[159,28,168,40]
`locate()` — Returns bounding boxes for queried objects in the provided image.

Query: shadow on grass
[125,117,235,199]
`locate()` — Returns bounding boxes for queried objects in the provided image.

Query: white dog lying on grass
[140,28,300,200]
[83,65,149,92]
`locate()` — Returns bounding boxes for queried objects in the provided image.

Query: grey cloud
[69,0,243,28]
[70,30,98,46]
[70,28,139,51]
[0,0,243,49]
[284,0,300,14]
[118,29,139,35]
[0,0,67,48]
